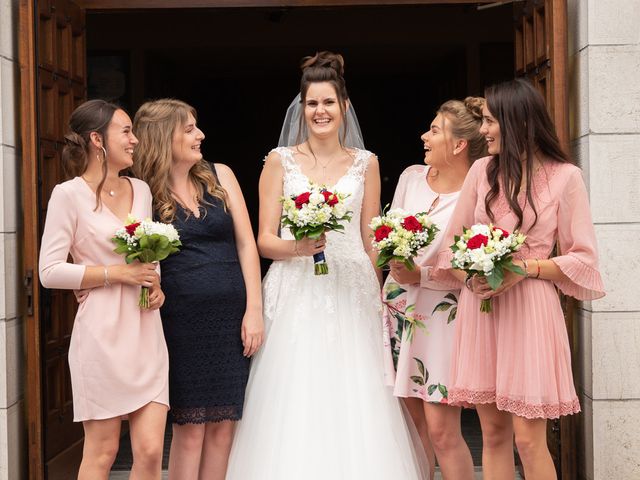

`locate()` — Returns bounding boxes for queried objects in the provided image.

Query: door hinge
[24,269,34,316]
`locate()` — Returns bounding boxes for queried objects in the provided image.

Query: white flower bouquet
[112,215,182,307]
[450,223,526,313]
[369,207,439,270]
[280,185,352,275]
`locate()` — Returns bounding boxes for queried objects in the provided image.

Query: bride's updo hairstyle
[62,99,120,209]
[298,51,350,145]
[437,96,488,161]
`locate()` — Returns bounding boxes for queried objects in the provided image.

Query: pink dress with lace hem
[433,156,605,419]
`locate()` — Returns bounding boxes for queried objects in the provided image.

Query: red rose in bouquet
[401,215,423,233]
[466,233,488,250]
[322,190,339,206]
[375,225,393,242]
[295,192,311,209]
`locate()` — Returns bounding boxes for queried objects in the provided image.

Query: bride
[225,51,428,479]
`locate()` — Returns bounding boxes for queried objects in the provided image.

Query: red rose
[294,192,311,209]
[322,190,338,206]
[375,225,393,242]
[467,233,489,250]
[125,222,141,236]
[494,227,509,238]
[401,216,423,233]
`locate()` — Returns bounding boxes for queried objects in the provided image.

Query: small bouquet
[369,207,439,270]
[112,215,182,307]
[450,223,526,313]
[280,185,352,275]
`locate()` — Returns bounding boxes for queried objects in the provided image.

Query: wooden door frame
[20,1,569,479]
[19,0,44,478]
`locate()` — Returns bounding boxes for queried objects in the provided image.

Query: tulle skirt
[226,256,429,479]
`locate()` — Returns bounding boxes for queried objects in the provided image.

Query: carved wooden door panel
[22,0,87,478]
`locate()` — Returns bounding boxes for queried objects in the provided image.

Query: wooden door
[514,1,573,478]
[21,0,87,478]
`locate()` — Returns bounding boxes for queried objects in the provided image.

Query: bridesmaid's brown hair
[62,99,120,209]
[484,78,571,229]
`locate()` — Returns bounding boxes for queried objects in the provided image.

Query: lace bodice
[272,146,372,262]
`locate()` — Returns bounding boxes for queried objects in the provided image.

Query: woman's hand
[112,262,159,287]
[74,288,91,303]
[294,233,326,257]
[468,261,526,299]
[389,260,421,285]
[241,309,264,357]
[147,285,165,310]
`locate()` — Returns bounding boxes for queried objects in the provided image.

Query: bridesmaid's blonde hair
[438,96,488,161]
[132,99,227,222]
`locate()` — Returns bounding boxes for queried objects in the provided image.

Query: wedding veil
[277,93,365,149]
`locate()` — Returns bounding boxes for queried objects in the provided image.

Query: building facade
[1,1,639,479]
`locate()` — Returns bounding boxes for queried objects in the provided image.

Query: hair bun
[64,132,86,149]
[464,96,484,121]
[300,51,345,78]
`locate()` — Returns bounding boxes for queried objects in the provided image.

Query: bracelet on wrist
[534,259,541,279]
[522,258,529,278]
[103,266,111,287]
[465,276,473,290]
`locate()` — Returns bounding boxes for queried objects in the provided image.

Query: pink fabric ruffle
[449,389,581,419]
[552,252,605,301]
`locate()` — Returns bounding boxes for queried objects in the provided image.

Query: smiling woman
[38,99,170,480]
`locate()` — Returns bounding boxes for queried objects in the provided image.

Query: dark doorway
[87,4,513,217]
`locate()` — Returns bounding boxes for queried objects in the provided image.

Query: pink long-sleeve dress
[434,156,605,419]
[39,177,169,422]
[382,165,461,403]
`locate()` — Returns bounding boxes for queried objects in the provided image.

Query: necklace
[307,142,342,184]
[82,175,116,196]
[426,194,440,215]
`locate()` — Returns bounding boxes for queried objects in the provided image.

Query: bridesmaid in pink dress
[434,79,605,479]
[39,100,170,480]
[382,98,486,480]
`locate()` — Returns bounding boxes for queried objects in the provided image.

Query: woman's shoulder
[399,164,426,178]
[53,177,84,198]
[127,176,152,195]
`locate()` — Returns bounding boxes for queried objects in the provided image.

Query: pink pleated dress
[434,156,605,419]
[39,177,169,422]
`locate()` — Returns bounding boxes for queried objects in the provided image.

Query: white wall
[0,0,26,479]
[569,0,640,478]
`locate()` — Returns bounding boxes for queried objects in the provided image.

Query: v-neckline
[78,176,136,225]
[286,147,359,190]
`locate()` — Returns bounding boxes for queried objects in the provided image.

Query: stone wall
[0,0,25,479]
[568,0,640,478]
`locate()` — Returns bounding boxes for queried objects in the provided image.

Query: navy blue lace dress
[159,188,249,425]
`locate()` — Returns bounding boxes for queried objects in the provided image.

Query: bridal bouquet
[450,223,526,313]
[369,207,438,270]
[280,185,352,275]
[112,215,182,307]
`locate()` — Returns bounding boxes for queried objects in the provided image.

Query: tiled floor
[109,467,524,479]
[109,409,524,479]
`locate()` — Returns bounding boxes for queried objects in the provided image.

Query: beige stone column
[569,0,640,478]
[0,0,25,479]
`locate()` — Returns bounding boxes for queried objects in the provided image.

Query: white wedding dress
[226,147,428,480]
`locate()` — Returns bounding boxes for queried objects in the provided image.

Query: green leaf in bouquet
[402,257,416,271]
[125,252,141,263]
[139,248,157,263]
[486,266,504,290]
[139,235,149,249]
[503,260,526,276]
[113,243,130,255]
